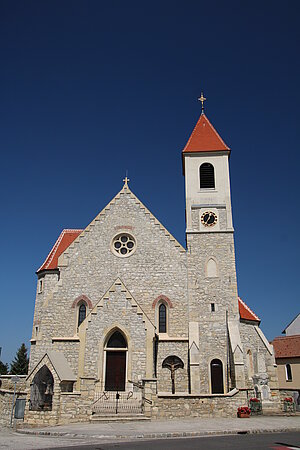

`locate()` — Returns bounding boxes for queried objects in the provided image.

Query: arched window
[200,163,215,189]
[78,303,86,327]
[206,258,218,277]
[210,359,224,394]
[159,303,167,333]
[107,330,127,348]
[285,363,292,381]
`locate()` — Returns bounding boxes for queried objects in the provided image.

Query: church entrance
[104,330,127,391]
[93,329,144,415]
[105,351,126,391]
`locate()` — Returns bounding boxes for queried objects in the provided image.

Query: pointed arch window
[107,330,127,348]
[159,303,167,333]
[206,258,218,277]
[200,163,215,189]
[247,350,254,378]
[78,303,86,327]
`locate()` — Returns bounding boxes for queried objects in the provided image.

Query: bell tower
[183,96,244,394]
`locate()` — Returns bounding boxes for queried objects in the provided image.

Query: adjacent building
[272,314,300,410]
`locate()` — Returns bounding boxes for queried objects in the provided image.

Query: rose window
[112,233,136,257]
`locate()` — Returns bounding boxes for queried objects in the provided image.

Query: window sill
[52,336,80,342]
[158,335,189,342]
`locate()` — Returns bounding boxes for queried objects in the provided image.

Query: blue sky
[0,1,299,364]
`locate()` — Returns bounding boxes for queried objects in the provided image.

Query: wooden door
[105,351,126,391]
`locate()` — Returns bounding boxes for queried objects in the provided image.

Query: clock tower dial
[201,211,218,227]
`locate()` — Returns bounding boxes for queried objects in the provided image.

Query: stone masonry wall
[83,282,148,383]
[0,376,27,427]
[239,322,278,390]
[186,231,239,393]
[151,391,248,419]
[29,189,188,387]
[29,272,60,372]
[156,341,189,393]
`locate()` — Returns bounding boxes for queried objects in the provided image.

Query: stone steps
[90,414,150,422]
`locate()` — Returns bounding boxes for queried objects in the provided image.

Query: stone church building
[24,107,279,425]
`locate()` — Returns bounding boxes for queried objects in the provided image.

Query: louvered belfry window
[200,163,215,189]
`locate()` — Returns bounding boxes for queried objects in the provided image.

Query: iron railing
[92,382,143,415]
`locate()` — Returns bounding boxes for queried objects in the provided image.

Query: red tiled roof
[37,229,83,272]
[182,113,230,153]
[271,335,300,358]
[238,297,260,322]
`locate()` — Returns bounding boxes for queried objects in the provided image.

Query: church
[24,102,280,425]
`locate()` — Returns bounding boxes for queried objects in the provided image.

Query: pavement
[0,415,299,449]
[16,415,300,440]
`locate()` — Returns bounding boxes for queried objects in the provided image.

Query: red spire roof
[182,113,230,153]
[238,297,260,323]
[37,229,83,273]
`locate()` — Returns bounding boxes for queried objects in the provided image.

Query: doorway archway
[104,330,127,391]
[210,359,224,394]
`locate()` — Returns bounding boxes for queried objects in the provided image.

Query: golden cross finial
[123,176,130,187]
[198,92,206,112]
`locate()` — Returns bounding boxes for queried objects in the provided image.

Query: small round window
[112,233,136,257]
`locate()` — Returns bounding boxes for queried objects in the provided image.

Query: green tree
[10,343,29,375]
[0,360,8,375]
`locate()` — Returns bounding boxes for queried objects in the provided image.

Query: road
[43,432,300,450]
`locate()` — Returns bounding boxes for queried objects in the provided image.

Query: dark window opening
[78,303,86,327]
[60,381,74,392]
[107,330,127,348]
[211,303,215,312]
[211,359,224,394]
[286,364,292,381]
[159,304,167,333]
[200,163,215,189]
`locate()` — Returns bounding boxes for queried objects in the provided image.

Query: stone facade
[22,112,280,426]
[0,376,26,427]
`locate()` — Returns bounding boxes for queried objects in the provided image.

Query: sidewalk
[17,415,300,441]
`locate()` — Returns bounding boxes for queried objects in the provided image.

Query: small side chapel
[24,101,280,425]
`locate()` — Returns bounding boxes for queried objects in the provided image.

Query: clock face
[201,211,218,227]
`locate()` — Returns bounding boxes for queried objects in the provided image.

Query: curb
[17,426,300,441]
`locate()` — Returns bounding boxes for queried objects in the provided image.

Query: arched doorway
[104,330,127,391]
[210,359,224,394]
[30,365,54,410]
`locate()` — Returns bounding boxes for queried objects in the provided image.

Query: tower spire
[198,92,206,113]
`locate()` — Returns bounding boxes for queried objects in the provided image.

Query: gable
[38,184,186,275]
[57,184,186,271]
